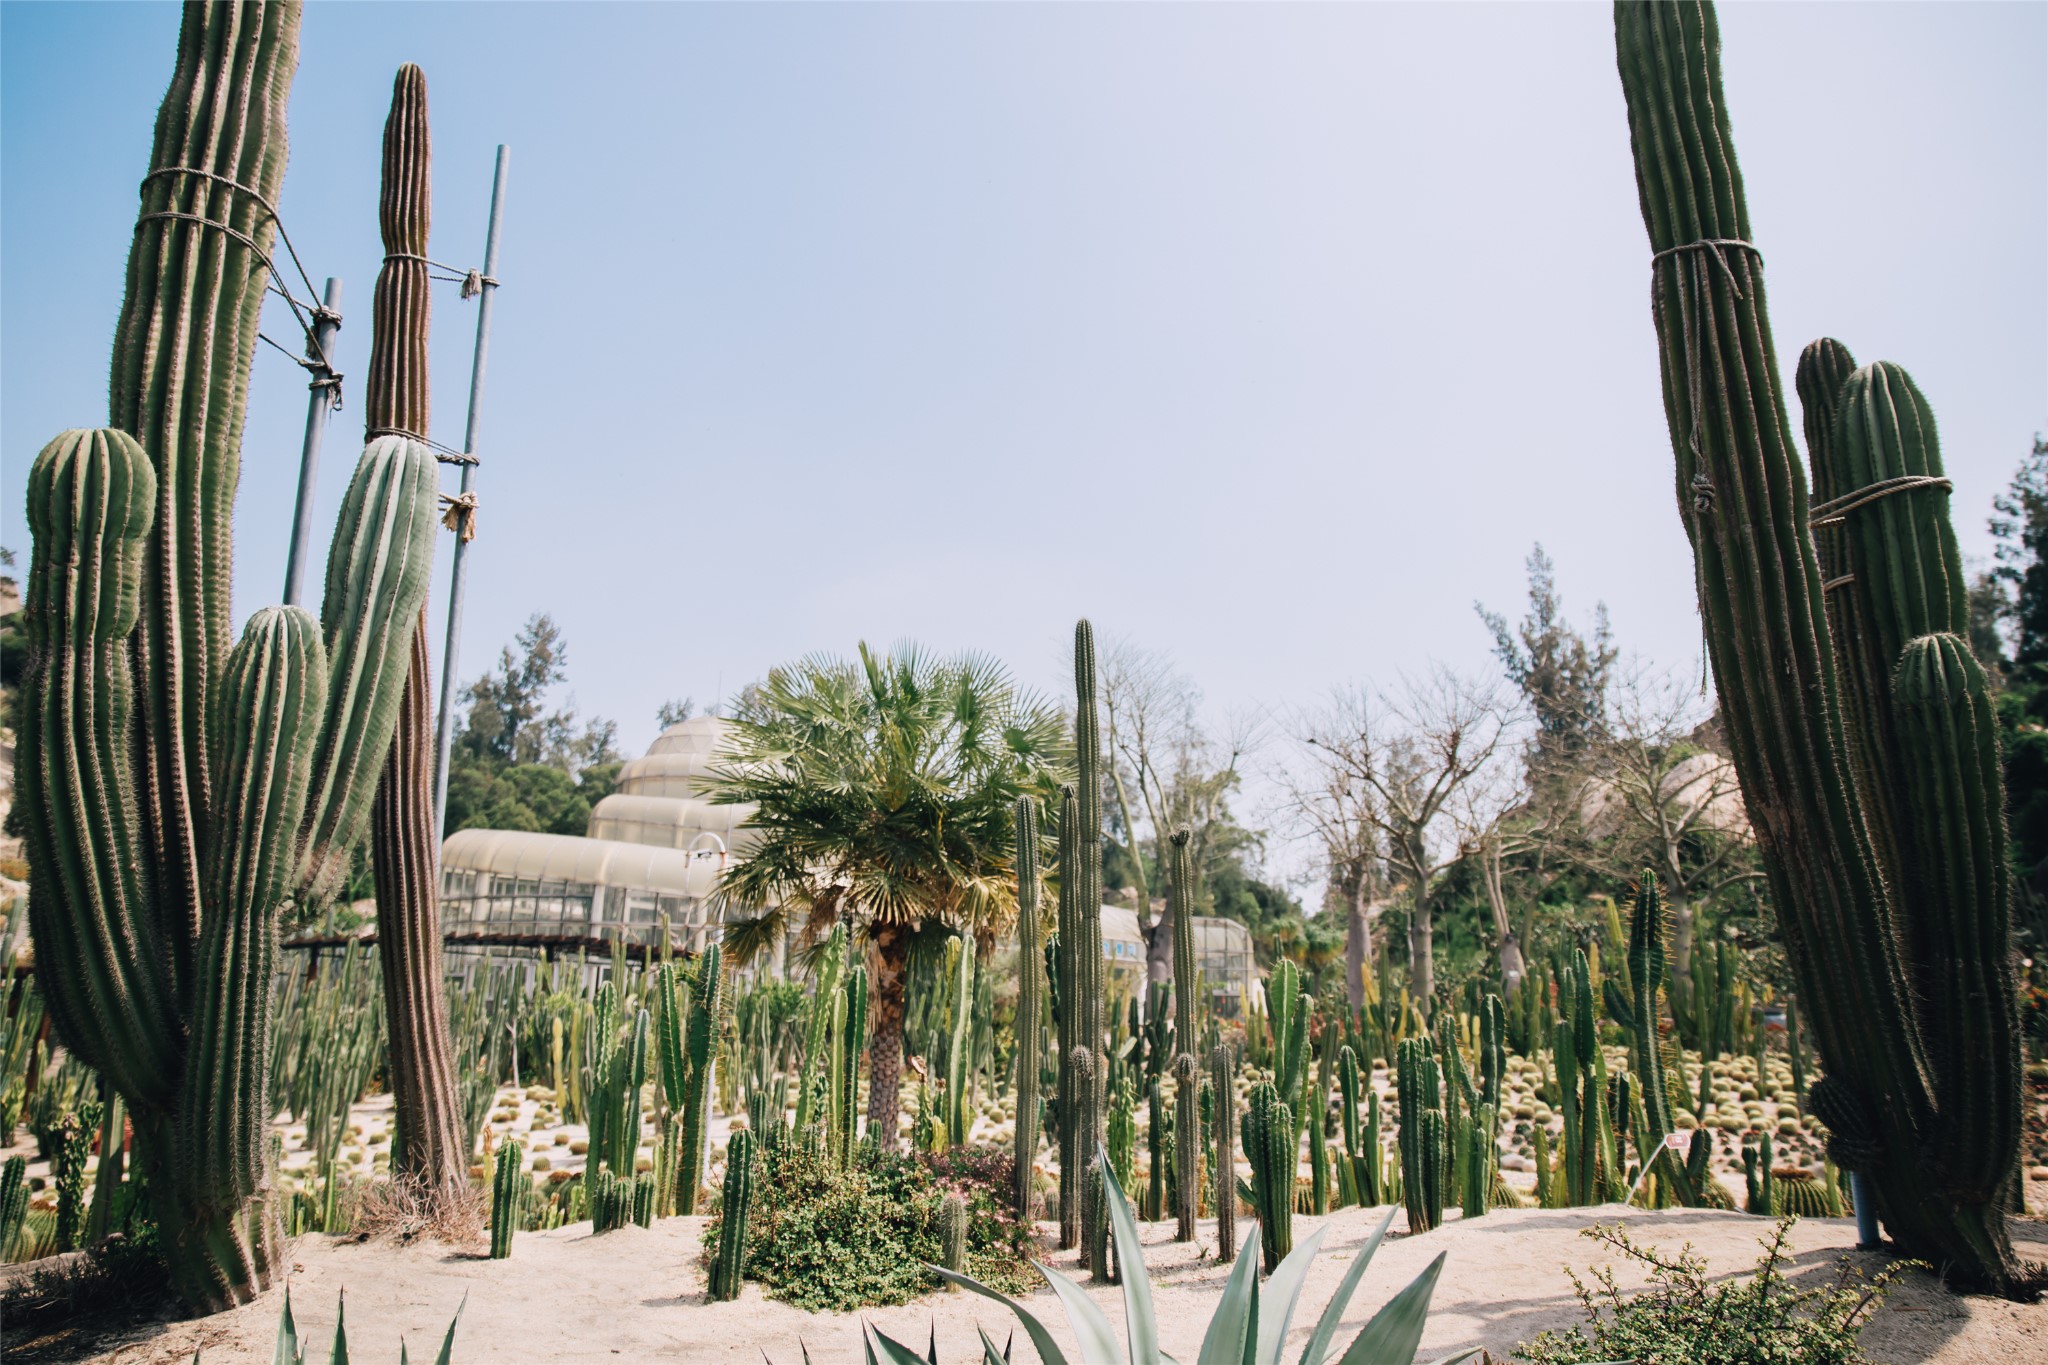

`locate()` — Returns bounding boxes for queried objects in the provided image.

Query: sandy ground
[59,1204,2048,1365]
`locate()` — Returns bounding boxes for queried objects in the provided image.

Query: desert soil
[57,1203,2048,1365]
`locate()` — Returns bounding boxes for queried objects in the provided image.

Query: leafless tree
[1294,670,1517,1019]
[1100,639,1255,985]
[1545,662,1761,1010]
[1279,692,1388,1011]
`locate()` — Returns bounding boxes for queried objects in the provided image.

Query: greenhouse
[438,827,727,957]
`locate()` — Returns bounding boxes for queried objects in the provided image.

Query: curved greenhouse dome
[440,828,727,955]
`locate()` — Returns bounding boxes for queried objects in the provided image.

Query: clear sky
[4,3,2043,799]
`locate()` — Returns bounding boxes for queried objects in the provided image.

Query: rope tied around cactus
[363,426,479,466]
[382,252,498,298]
[439,492,479,543]
[136,167,332,353]
[1808,474,1953,527]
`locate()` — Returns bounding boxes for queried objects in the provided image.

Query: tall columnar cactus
[791,926,845,1139]
[830,964,867,1167]
[1167,827,1201,1241]
[1144,1076,1169,1221]
[489,1140,523,1259]
[1055,783,1082,1249]
[709,1126,755,1301]
[944,939,974,1147]
[21,11,445,1298]
[1069,621,1109,1257]
[1395,1036,1447,1234]
[1013,796,1044,1222]
[1616,1,2025,1291]
[1553,949,1616,1207]
[362,63,468,1203]
[941,1191,969,1277]
[1209,1043,1238,1262]
[1243,1078,1295,1272]
[1617,873,1702,1205]
[0,1156,26,1260]
[677,946,724,1214]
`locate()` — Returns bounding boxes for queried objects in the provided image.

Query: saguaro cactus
[18,3,453,1312]
[1013,796,1044,1222]
[1168,827,1201,1241]
[362,63,467,1203]
[1616,0,2026,1291]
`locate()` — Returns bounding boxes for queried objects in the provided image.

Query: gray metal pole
[283,277,344,605]
[432,145,510,840]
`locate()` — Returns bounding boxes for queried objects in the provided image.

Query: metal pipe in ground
[283,277,344,606]
[433,145,509,839]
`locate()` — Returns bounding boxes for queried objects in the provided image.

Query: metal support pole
[1851,1171,1881,1249]
[432,145,510,840]
[283,277,344,605]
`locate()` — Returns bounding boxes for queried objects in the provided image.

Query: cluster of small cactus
[1617,0,2025,1291]
[1552,950,1622,1207]
[588,984,651,1181]
[707,1128,756,1301]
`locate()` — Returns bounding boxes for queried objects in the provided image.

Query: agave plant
[930,1144,1477,1365]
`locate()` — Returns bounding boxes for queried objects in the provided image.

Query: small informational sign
[1664,1130,1693,1151]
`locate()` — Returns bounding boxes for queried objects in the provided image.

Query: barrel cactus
[16,2,453,1311]
[1616,0,2027,1291]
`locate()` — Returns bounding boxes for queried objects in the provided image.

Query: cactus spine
[490,1140,522,1259]
[707,1127,753,1300]
[1013,796,1044,1222]
[363,63,468,1202]
[1616,0,2025,1291]
[1210,1042,1238,1262]
[1167,827,1201,1241]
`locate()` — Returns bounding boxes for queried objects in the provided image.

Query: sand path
[70,1205,2048,1364]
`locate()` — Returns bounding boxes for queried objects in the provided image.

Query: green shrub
[1515,1218,1916,1365]
[703,1140,1034,1312]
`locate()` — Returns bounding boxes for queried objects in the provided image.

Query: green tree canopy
[704,642,1068,1147]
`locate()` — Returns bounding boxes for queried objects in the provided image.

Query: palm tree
[705,643,1068,1148]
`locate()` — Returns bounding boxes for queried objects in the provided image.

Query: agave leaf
[1098,1145,1161,1365]
[1332,1251,1448,1365]
[274,1286,303,1365]
[929,1266,1072,1365]
[1295,1208,1397,1365]
[977,1325,1009,1365]
[432,1294,465,1365]
[868,1323,928,1365]
[1417,1352,1483,1365]
[330,1290,349,1365]
[1194,1222,1263,1365]
[1036,1258,1125,1365]
[1255,1224,1328,1365]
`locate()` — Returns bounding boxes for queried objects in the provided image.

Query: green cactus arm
[295,436,440,905]
[115,2,304,944]
[19,429,180,1104]
[179,605,326,1209]
[1892,634,2020,1198]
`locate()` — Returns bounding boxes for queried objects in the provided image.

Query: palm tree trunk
[867,921,912,1150]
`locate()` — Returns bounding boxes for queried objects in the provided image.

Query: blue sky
[4,2,2043,798]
